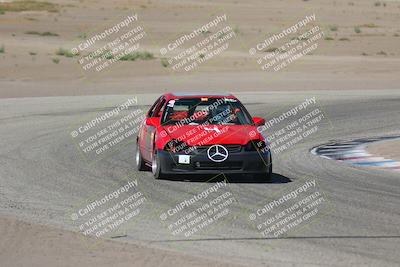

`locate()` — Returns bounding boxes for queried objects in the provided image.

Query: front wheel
[254,154,272,182]
[151,151,164,179]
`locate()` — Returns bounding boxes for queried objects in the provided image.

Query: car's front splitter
[156,149,271,175]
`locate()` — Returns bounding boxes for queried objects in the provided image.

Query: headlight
[164,139,190,153]
[245,139,268,151]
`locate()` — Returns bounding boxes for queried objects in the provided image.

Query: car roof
[165,92,236,99]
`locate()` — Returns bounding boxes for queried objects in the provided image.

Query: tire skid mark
[311,136,400,172]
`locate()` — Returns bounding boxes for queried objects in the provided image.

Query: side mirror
[146,117,160,127]
[252,117,265,126]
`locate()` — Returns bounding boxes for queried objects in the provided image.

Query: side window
[154,98,166,117]
[147,97,161,118]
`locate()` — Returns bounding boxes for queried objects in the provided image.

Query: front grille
[193,144,242,154]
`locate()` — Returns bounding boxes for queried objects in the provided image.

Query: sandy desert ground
[0,0,399,97]
[0,215,244,267]
[0,0,399,266]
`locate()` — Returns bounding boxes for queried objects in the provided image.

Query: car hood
[162,124,261,146]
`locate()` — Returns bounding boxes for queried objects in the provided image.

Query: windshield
[161,97,253,126]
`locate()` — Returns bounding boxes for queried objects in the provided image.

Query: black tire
[135,145,147,171]
[254,154,272,182]
[151,151,164,179]
[266,161,273,180]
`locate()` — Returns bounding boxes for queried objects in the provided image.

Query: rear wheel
[135,145,147,171]
[152,151,164,179]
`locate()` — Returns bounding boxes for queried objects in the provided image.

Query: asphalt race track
[1,89,399,266]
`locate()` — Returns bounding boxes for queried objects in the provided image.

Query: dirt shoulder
[1,0,400,98]
[0,215,241,267]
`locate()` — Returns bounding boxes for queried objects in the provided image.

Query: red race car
[136,93,272,181]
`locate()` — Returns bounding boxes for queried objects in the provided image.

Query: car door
[139,97,161,161]
[142,97,166,161]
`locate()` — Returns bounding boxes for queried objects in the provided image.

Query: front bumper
[157,148,271,175]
